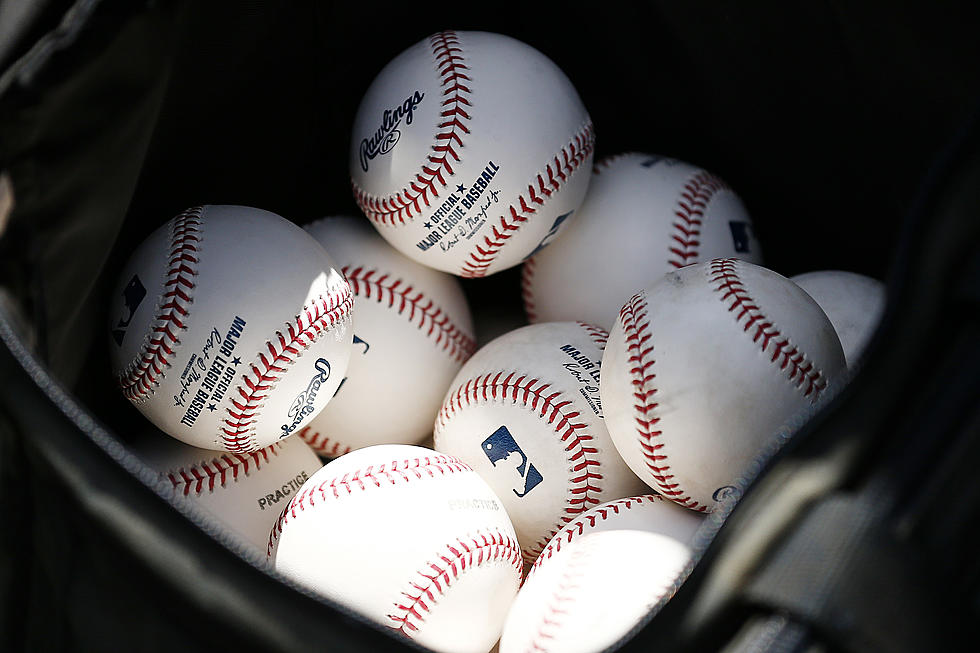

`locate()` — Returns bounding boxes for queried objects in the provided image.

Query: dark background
[123,2,980,286]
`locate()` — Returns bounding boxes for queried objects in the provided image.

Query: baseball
[529,494,703,578]
[108,205,354,453]
[601,258,847,511]
[523,153,764,329]
[299,216,475,457]
[268,444,523,653]
[133,430,323,554]
[350,30,595,277]
[791,270,886,368]
[433,322,646,565]
[499,530,692,653]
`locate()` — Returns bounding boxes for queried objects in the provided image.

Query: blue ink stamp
[482,425,543,497]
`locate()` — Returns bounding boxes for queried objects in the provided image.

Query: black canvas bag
[2,2,979,651]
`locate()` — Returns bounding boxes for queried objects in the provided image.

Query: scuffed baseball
[269,445,522,653]
[601,259,847,512]
[351,30,594,277]
[433,322,646,565]
[522,153,764,329]
[529,494,703,578]
[109,205,354,453]
[499,530,692,653]
[133,431,323,555]
[300,216,475,457]
[791,270,886,368]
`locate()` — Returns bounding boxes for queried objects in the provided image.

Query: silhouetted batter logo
[111,275,146,346]
[332,334,370,398]
[729,221,753,253]
[482,425,543,497]
[524,211,573,261]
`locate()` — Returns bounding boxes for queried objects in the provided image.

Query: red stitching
[530,494,663,573]
[119,207,203,401]
[668,172,728,269]
[619,292,708,512]
[520,255,539,323]
[525,538,591,653]
[221,284,354,454]
[575,321,608,350]
[353,31,472,226]
[387,530,523,637]
[297,426,352,459]
[708,258,828,400]
[526,532,683,651]
[592,152,640,175]
[267,454,472,557]
[166,441,281,495]
[435,372,604,563]
[343,265,475,363]
[459,122,595,278]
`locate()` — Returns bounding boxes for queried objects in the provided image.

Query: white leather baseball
[350,30,594,277]
[268,444,522,653]
[523,153,764,329]
[433,322,646,565]
[499,530,692,653]
[601,258,847,512]
[133,431,323,554]
[109,205,354,453]
[299,216,475,457]
[529,494,703,578]
[791,270,886,368]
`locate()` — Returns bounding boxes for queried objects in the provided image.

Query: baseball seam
[592,151,640,175]
[526,533,683,653]
[525,538,591,653]
[530,494,664,574]
[575,321,608,350]
[459,121,595,278]
[709,258,828,400]
[119,207,203,401]
[387,530,523,637]
[165,441,282,495]
[668,172,728,269]
[221,283,354,454]
[343,265,476,363]
[619,292,708,511]
[267,454,472,557]
[435,373,604,564]
[353,31,472,226]
[520,255,540,323]
[297,426,352,459]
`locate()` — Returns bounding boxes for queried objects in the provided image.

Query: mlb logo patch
[112,275,146,346]
[482,425,543,497]
[729,221,754,254]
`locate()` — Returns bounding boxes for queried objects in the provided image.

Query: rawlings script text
[280,358,332,437]
[359,90,424,172]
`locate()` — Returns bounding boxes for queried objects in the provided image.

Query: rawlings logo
[359,90,425,172]
[712,485,739,502]
[281,358,331,437]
